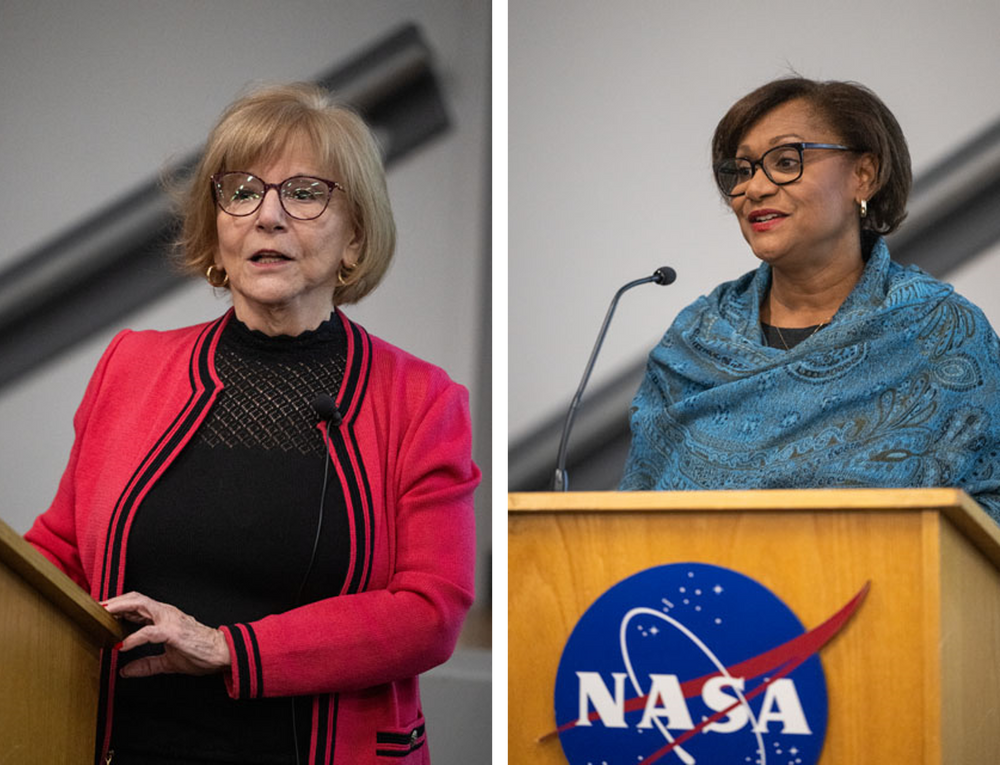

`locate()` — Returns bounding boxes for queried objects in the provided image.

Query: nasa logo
[551,563,867,765]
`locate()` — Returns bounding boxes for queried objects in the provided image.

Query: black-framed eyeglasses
[211,171,344,220]
[714,142,856,197]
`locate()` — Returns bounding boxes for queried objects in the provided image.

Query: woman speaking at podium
[25,83,478,764]
[621,77,1000,522]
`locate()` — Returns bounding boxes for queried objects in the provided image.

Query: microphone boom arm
[552,267,675,491]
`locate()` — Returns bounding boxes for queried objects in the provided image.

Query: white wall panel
[509,0,1000,443]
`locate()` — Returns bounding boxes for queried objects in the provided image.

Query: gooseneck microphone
[552,266,677,491]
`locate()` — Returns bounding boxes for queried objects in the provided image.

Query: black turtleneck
[112,313,350,764]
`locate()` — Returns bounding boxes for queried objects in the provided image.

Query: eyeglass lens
[215,173,334,219]
[716,145,803,196]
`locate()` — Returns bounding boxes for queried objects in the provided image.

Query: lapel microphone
[311,394,343,427]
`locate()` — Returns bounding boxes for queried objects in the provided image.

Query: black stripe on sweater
[246,623,264,698]
[96,317,225,760]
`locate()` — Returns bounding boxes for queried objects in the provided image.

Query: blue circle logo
[552,563,867,765]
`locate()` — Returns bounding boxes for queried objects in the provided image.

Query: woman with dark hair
[25,83,478,764]
[621,77,1000,521]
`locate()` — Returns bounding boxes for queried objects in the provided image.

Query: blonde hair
[175,82,395,304]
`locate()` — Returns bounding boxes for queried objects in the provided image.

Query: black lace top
[112,313,350,764]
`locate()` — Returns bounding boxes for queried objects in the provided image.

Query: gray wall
[509,0,1000,449]
[0,1,490,761]
[0,0,489,556]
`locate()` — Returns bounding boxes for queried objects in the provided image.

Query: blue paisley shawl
[621,237,1000,524]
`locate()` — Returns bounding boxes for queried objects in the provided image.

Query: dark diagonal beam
[0,23,449,389]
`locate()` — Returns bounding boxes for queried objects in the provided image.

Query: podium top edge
[0,517,123,646]
[509,488,1000,571]
[508,487,977,513]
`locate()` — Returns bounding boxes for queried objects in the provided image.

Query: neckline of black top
[225,311,346,355]
[760,321,826,350]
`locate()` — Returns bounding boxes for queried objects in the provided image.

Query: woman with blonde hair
[27,83,478,764]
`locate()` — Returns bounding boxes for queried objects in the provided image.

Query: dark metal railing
[0,23,449,389]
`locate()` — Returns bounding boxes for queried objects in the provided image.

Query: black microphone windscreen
[653,266,677,285]
[311,395,341,424]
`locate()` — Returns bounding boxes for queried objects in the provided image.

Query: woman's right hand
[103,592,231,678]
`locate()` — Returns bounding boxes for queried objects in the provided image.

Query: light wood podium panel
[508,488,1000,765]
[0,518,123,764]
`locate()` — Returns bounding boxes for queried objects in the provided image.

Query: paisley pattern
[787,343,868,384]
[621,238,1000,524]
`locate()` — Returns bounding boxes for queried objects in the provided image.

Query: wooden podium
[509,488,1000,764]
[0,517,122,763]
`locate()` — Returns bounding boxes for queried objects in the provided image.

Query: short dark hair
[711,77,912,235]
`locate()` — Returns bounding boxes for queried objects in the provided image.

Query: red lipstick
[747,209,788,232]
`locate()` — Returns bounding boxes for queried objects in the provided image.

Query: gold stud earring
[859,199,868,218]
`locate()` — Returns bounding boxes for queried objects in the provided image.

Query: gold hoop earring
[859,199,868,218]
[337,262,356,286]
[206,265,229,287]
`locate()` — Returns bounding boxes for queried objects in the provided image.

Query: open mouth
[748,210,787,223]
[250,251,291,263]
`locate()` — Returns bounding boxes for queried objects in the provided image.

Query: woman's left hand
[102,592,231,678]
